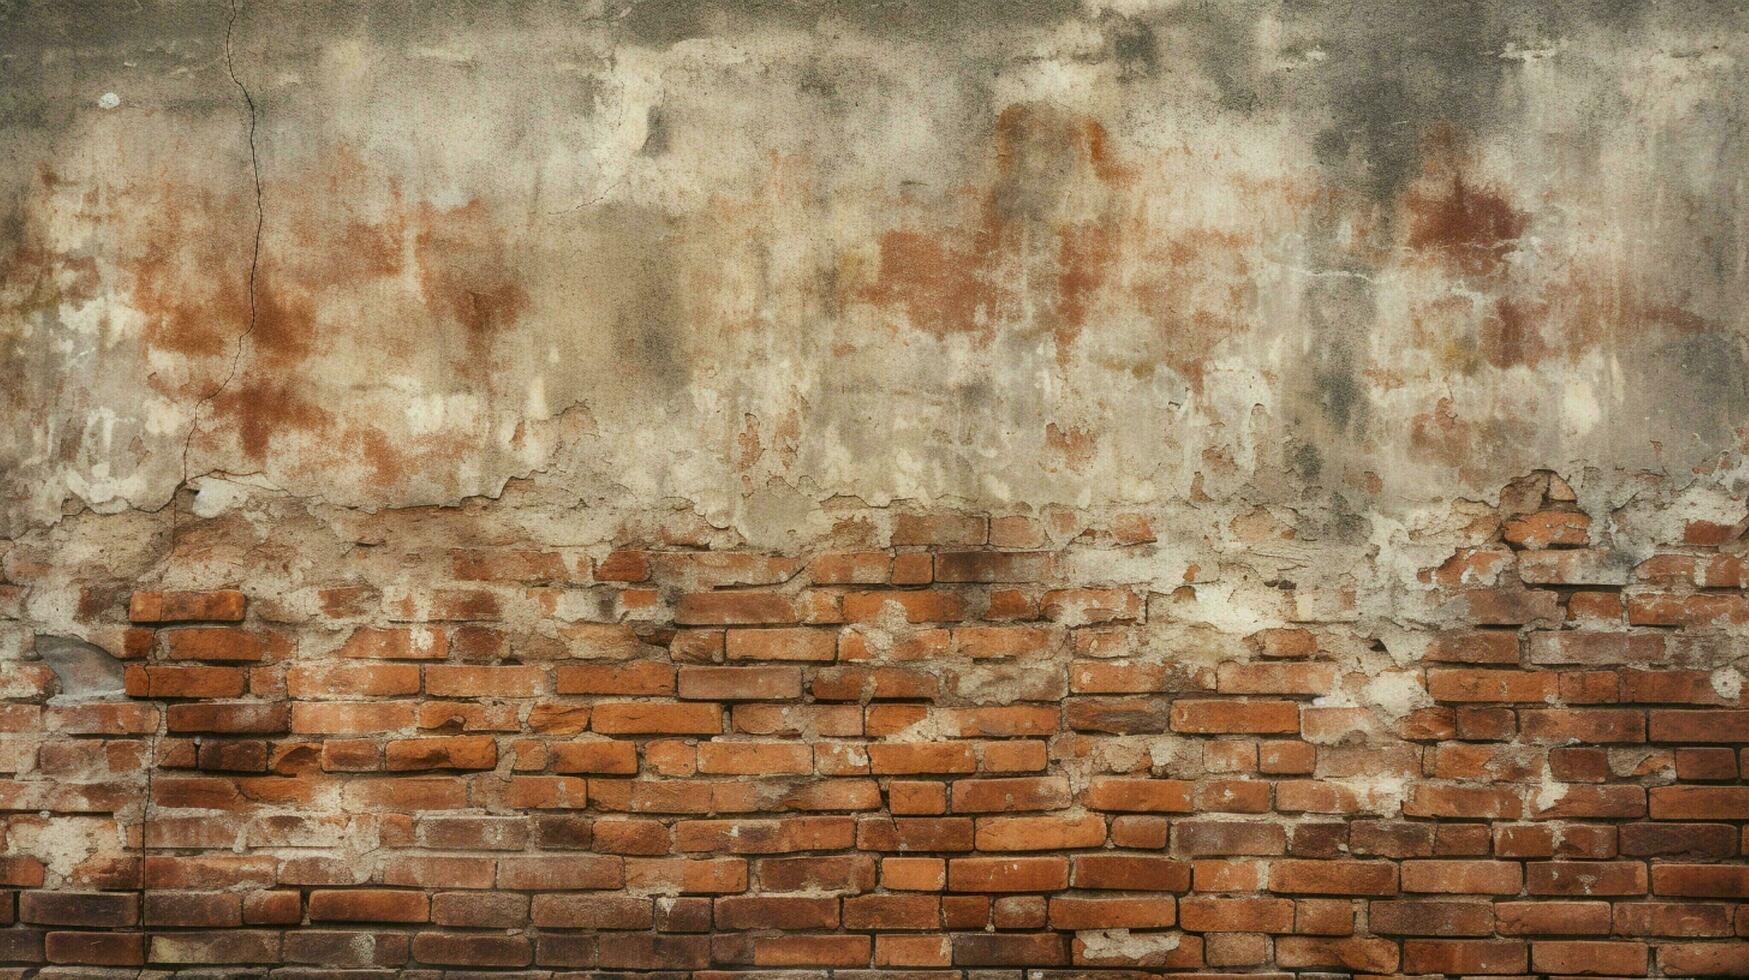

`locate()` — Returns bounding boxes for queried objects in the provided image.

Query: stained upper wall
[5,0,1748,538]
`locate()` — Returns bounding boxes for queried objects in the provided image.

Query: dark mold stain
[1162,3,1266,113]
[641,106,669,156]
[1105,15,1159,79]
[607,0,1079,47]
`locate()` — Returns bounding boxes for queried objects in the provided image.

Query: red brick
[1612,901,1735,937]
[869,742,976,775]
[45,931,144,966]
[20,892,138,928]
[1400,859,1522,895]
[1427,667,1556,702]
[1084,776,1194,812]
[591,702,722,734]
[714,895,839,930]
[432,892,529,928]
[1369,899,1494,936]
[975,813,1105,851]
[1519,707,1644,742]
[1658,941,1749,975]
[1403,938,1528,975]
[1179,896,1293,932]
[696,741,811,775]
[1270,859,1398,896]
[1649,785,1749,820]
[285,661,419,697]
[1495,900,1611,935]
[1650,863,1749,897]
[950,776,1070,812]
[385,735,497,770]
[842,590,968,623]
[1174,820,1285,856]
[336,626,447,659]
[935,551,1053,583]
[1171,699,1299,733]
[124,665,246,698]
[168,701,289,734]
[425,664,543,697]
[144,892,241,928]
[1217,661,1338,695]
[1650,708,1749,742]
[554,661,675,695]
[496,855,623,890]
[130,590,246,623]
[725,627,835,661]
[675,592,799,625]
[307,889,429,923]
[1629,592,1749,626]
[809,551,891,584]
[549,740,638,774]
[1276,935,1399,973]
[950,932,1064,966]
[676,665,801,700]
[891,513,986,546]
[1505,510,1590,548]
[383,856,496,889]
[752,933,870,967]
[842,893,939,929]
[1528,861,1649,896]
[1619,821,1737,858]
[1048,894,1174,929]
[1072,854,1190,891]
[882,856,945,891]
[162,627,281,662]
[410,932,531,967]
[289,701,410,734]
[947,856,1068,892]
[1532,940,1648,975]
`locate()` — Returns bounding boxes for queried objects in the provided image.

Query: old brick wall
[1,473,1747,976]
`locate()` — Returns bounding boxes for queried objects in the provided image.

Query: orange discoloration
[1406,175,1528,277]
[1045,422,1098,473]
[861,103,1140,346]
[1082,120,1134,185]
[209,376,334,461]
[251,280,318,367]
[126,188,253,367]
[1132,228,1254,392]
[415,199,530,370]
[1479,272,1610,370]
[348,426,408,488]
[863,217,1006,339]
[1055,221,1118,361]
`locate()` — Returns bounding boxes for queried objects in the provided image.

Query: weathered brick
[130,590,246,623]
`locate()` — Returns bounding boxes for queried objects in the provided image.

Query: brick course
[1,478,1746,975]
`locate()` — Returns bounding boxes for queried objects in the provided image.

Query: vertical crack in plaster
[175,0,265,509]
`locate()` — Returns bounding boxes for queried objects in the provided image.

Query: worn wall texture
[3,0,1749,976]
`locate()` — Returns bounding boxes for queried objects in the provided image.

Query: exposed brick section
[0,482,1745,974]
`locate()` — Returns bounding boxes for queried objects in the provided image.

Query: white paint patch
[1710,667,1743,701]
[1363,669,1432,719]
[1560,375,1602,436]
[190,476,254,518]
[1076,928,1181,959]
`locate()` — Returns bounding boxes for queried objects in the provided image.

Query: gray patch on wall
[35,635,126,701]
